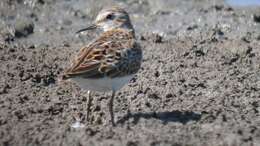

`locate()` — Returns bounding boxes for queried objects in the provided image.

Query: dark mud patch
[1,31,260,145]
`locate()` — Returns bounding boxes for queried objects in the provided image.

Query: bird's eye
[106,14,115,20]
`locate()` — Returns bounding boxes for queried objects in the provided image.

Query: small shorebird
[62,7,142,126]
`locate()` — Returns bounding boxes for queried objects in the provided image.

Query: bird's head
[76,7,133,33]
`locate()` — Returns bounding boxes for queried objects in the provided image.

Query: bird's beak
[76,24,97,34]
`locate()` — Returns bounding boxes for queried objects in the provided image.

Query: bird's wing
[63,30,136,79]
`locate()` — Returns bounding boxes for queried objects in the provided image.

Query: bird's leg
[108,90,116,126]
[72,86,81,99]
[86,90,92,122]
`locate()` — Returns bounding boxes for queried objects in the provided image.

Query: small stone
[14,20,34,38]
[28,45,35,49]
[213,5,224,11]
[154,10,171,15]
[0,84,10,94]
[257,34,260,40]
[126,141,138,146]
[225,7,233,11]
[62,43,70,47]
[140,35,146,41]
[187,24,198,31]
[154,71,160,77]
[253,14,260,23]
[32,74,41,83]
[165,93,173,98]
[152,33,163,43]
[145,102,151,107]
[139,33,164,43]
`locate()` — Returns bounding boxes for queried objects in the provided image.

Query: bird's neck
[104,28,135,38]
[101,28,136,40]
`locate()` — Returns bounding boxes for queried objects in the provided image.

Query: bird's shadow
[117,110,201,125]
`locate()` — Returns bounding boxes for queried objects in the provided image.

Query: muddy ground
[0,0,260,146]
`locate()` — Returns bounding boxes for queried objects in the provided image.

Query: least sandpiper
[62,7,142,126]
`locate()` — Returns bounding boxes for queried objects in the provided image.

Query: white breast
[72,75,134,92]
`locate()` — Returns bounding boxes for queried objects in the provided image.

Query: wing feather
[62,29,136,79]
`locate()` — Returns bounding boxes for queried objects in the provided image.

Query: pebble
[253,13,260,23]
[257,34,260,40]
[14,20,34,38]
[140,33,164,43]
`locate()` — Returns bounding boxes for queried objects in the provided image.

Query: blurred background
[0,0,259,47]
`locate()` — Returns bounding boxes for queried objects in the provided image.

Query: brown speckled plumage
[63,29,142,79]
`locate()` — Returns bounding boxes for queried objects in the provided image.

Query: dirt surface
[0,0,260,146]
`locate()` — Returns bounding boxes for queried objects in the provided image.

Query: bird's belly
[72,75,134,92]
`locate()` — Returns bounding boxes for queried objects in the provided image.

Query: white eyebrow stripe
[96,12,111,21]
